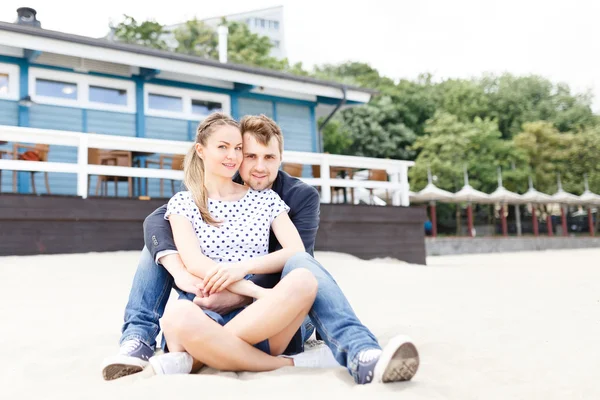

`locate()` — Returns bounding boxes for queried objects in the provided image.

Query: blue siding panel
[88,110,136,137]
[145,116,188,198]
[145,116,188,141]
[238,98,273,118]
[29,104,83,132]
[0,99,18,126]
[277,103,313,152]
[28,105,81,195]
[277,103,314,177]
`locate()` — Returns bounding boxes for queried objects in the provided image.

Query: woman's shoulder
[170,190,193,200]
[168,191,195,206]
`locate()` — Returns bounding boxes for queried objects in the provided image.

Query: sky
[1,0,599,110]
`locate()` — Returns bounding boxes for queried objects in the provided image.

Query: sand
[1,248,599,399]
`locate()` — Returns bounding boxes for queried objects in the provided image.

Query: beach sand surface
[1,249,599,399]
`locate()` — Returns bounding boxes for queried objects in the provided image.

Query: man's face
[239,133,282,190]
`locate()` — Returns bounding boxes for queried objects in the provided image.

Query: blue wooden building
[0,9,373,198]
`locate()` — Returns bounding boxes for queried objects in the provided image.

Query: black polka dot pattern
[165,189,290,262]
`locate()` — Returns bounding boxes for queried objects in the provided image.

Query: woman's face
[196,125,243,179]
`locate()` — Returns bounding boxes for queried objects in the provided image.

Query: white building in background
[166,6,286,59]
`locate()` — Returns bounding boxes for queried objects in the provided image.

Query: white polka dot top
[165,189,290,263]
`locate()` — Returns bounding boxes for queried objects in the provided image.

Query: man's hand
[203,263,249,295]
[193,290,252,314]
[173,269,203,297]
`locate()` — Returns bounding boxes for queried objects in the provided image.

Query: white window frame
[144,83,231,120]
[29,68,136,113]
[0,62,20,101]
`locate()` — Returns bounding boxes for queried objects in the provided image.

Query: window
[0,74,8,94]
[260,19,265,28]
[148,93,183,112]
[36,78,78,100]
[89,85,128,106]
[272,40,280,49]
[144,84,230,120]
[29,68,135,112]
[0,62,20,101]
[274,21,280,30]
[192,99,222,117]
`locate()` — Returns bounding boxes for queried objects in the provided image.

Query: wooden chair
[88,148,133,197]
[368,169,389,204]
[12,143,51,195]
[282,162,304,178]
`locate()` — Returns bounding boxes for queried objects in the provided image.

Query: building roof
[0,21,377,96]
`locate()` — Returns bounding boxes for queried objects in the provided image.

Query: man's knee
[283,251,313,273]
[283,252,329,280]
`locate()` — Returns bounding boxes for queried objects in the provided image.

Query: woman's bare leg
[224,268,318,355]
[162,268,317,371]
[162,300,293,371]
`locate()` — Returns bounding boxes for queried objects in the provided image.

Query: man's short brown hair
[239,114,284,154]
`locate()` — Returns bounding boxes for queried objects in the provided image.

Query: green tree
[313,62,395,90]
[562,126,600,194]
[513,121,571,193]
[435,78,490,123]
[321,118,352,155]
[479,74,597,139]
[111,15,168,50]
[409,112,528,193]
[225,20,287,69]
[337,96,417,160]
[173,18,217,58]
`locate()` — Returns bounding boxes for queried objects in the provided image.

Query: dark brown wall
[0,195,427,264]
[317,204,427,264]
[0,194,163,255]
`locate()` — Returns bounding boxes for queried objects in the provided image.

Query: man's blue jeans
[281,252,381,382]
[121,248,380,382]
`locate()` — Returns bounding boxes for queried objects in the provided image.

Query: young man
[102,115,419,384]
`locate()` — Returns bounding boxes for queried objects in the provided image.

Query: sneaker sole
[101,355,149,381]
[374,335,420,383]
[102,363,145,380]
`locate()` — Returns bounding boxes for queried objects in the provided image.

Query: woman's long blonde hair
[183,112,240,226]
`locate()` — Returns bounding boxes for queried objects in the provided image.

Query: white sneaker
[284,341,340,368]
[149,352,194,375]
[373,335,419,383]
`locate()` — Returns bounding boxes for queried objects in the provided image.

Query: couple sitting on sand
[101,113,419,384]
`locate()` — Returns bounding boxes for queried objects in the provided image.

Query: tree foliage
[111,15,168,50]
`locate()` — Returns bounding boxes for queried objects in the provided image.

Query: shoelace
[120,339,141,355]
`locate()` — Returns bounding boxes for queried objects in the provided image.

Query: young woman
[148,113,327,375]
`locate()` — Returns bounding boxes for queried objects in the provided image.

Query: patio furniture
[146,154,185,197]
[88,148,133,197]
[368,169,388,204]
[282,162,304,177]
[308,164,350,204]
[12,143,51,195]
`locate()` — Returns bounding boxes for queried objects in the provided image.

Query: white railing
[0,125,414,205]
